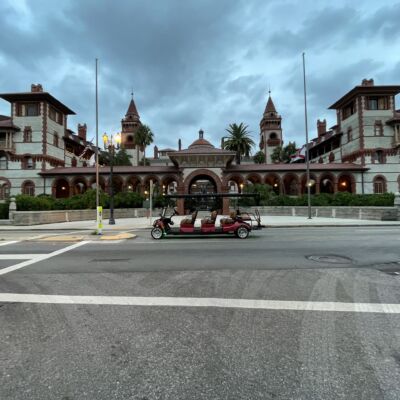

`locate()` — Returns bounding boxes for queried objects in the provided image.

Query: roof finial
[199,129,204,139]
[131,89,134,100]
[268,84,271,97]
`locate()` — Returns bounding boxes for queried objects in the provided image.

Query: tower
[121,94,143,165]
[259,93,283,163]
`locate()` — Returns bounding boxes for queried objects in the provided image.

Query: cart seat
[201,210,217,225]
[220,211,236,225]
[180,210,198,226]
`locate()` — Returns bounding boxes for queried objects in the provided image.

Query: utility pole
[95,58,103,234]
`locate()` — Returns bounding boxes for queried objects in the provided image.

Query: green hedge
[0,202,9,219]
[16,189,145,211]
[15,188,396,211]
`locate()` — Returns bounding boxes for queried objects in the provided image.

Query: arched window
[23,127,32,142]
[373,176,386,194]
[53,133,59,147]
[71,157,77,167]
[22,181,35,196]
[329,152,335,162]
[0,181,10,200]
[269,132,277,140]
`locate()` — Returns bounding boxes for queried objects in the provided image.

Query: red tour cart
[150,193,262,240]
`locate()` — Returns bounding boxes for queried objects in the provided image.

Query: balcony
[0,139,15,152]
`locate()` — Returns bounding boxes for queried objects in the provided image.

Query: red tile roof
[264,96,277,114]
[226,163,367,172]
[40,165,180,175]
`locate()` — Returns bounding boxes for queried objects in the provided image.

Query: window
[53,133,59,147]
[374,150,384,164]
[347,127,352,142]
[0,155,7,169]
[49,106,63,126]
[373,177,386,194]
[23,126,32,142]
[71,157,77,167]
[269,132,277,140]
[17,103,40,117]
[0,182,10,200]
[23,156,34,169]
[342,101,355,120]
[374,121,383,136]
[367,96,388,110]
[22,181,35,196]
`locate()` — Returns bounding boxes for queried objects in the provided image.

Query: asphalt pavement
[0,227,400,399]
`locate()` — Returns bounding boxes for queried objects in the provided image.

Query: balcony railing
[0,140,15,152]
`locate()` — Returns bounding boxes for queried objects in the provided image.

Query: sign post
[96,206,103,235]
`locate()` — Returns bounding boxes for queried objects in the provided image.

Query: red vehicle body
[151,208,262,240]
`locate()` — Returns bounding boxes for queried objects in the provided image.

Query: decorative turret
[259,92,283,163]
[120,92,143,165]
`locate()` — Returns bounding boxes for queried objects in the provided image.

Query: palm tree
[134,124,154,164]
[223,123,255,164]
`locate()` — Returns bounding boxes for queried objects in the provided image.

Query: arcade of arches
[48,169,360,214]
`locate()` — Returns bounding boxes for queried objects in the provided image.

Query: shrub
[0,202,9,219]
[113,192,144,208]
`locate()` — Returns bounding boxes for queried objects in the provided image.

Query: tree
[223,123,255,164]
[271,142,297,163]
[98,148,132,166]
[134,124,154,163]
[253,151,266,164]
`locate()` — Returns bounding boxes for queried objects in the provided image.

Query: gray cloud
[0,0,399,151]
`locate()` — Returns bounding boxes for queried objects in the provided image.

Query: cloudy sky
[0,0,399,151]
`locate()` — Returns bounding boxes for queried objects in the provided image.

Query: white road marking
[0,254,46,260]
[0,241,19,247]
[0,294,399,314]
[0,241,90,276]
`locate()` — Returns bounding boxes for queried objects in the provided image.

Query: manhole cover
[306,255,353,264]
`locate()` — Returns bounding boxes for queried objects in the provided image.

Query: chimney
[317,119,327,138]
[154,145,159,159]
[77,123,87,141]
[31,84,43,93]
[178,138,182,151]
[361,78,374,87]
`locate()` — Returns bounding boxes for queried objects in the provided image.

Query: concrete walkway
[0,215,399,231]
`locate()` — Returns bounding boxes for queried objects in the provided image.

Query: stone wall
[248,206,399,221]
[10,208,163,226]
[10,205,400,225]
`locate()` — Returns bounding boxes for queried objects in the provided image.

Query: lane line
[0,241,19,247]
[0,294,399,314]
[0,241,90,276]
[0,254,46,260]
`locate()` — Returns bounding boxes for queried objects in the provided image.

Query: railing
[0,140,15,151]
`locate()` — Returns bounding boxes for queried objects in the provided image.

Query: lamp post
[103,132,121,225]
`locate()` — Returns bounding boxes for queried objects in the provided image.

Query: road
[0,226,400,399]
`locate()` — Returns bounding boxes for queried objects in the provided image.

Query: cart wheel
[151,227,163,240]
[236,226,249,239]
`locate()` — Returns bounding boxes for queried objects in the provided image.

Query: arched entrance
[183,170,223,213]
[54,178,70,198]
[265,174,281,195]
[319,173,335,194]
[337,174,354,193]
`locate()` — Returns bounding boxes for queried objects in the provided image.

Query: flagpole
[302,52,312,219]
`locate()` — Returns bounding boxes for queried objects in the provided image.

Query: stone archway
[161,175,181,195]
[71,177,88,195]
[319,173,336,194]
[53,178,70,198]
[283,174,300,196]
[126,176,142,193]
[265,173,281,195]
[223,173,245,193]
[337,173,355,193]
[184,169,223,193]
[300,173,317,195]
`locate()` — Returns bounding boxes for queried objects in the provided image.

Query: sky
[0,0,399,151]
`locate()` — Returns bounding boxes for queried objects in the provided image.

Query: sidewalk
[0,215,399,231]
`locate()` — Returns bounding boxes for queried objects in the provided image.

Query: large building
[0,79,399,214]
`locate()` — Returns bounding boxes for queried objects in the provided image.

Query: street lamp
[103,132,121,225]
